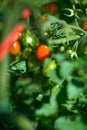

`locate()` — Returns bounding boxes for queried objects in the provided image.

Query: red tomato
[21,8,31,19]
[10,41,21,56]
[0,23,25,61]
[82,19,87,31]
[35,44,50,61]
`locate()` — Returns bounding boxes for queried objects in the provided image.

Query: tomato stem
[47,35,81,46]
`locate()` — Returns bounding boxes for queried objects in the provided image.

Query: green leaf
[10,60,27,74]
[62,100,78,113]
[16,115,35,130]
[33,0,56,6]
[60,61,74,78]
[67,78,84,100]
[53,53,65,63]
[35,84,62,117]
[54,116,86,130]
[48,68,60,83]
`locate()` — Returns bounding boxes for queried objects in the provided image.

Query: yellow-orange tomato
[35,44,50,62]
[10,41,21,56]
[41,15,47,22]
[82,19,87,31]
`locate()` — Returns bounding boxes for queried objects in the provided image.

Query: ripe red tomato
[82,19,87,31]
[9,41,21,56]
[35,44,50,61]
[21,8,31,19]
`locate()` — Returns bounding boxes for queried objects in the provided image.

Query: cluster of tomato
[10,28,87,60]
[9,3,87,63]
[9,8,51,62]
[9,34,50,62]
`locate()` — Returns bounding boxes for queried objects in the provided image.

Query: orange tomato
[82,19,87,31]
[41,15,47,22]
[35,44,50,61]
[10,41,21,56]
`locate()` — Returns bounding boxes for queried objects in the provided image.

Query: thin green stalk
[68,24,87,35]
[47,35,81,45]
[0,56,11,113]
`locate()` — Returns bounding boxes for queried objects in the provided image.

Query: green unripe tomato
[28,56,40,73]
[20,30,39,48]
[22,48,32,59]
[84,45,87,55]
[59,45,65,52]
[42,60,57,77]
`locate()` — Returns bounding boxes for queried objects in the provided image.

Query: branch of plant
[68,24,87,35]
[45,15,87,46]
[47,35,81,45]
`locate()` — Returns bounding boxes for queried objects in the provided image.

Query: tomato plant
[0,0,87,130]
